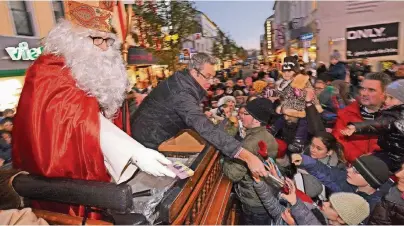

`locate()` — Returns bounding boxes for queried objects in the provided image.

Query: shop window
[9,1,34,36]
[52,0,64,22]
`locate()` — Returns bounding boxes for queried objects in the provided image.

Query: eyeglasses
[194,68,212,81]
[89,36,115,47]
[347,163,360,174]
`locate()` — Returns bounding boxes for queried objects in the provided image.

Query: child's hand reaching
[265,159,281,180]
[280,178,297,205]
[340,125,356,136]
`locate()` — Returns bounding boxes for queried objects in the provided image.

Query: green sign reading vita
[5,42,43,61]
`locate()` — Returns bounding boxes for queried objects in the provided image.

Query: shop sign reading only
[5,42,43,61]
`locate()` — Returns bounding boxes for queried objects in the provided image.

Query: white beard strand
[42,19,129,119]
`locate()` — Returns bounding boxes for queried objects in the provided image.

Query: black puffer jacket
[351,104,404,169]
[131,70,242,157]
[368,186,404,225]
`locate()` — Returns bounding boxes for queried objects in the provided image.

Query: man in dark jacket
[132,53,267,177]
[328,51,346,81]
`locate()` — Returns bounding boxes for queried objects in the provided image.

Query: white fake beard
[43,19,129,119]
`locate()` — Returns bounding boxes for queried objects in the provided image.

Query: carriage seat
[0,169,147,224]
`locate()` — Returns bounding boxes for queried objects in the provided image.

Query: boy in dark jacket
[341,79,404,172]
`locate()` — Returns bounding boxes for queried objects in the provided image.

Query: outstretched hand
[238,149,268,178]
[132,148,176,178]
[280,178,297,205]
[265,159,281,180]
[340,125,356,136]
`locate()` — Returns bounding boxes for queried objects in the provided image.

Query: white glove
[131,148,176,178]
[99,113,175,183]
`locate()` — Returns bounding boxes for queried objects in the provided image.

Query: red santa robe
[12,54,134,216]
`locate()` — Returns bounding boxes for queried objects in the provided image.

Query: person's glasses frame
[194,68,212,81]
[89,36,115,47]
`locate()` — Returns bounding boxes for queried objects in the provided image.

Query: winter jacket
[299,154,393,214]
[222,126,278,208]
[131,70,242,157]
[328,62,346,81]
[351,104,404,171]
[253,181,324,225]
[368,186,404,225]
[0,139,11,163]
[332,101,380,162]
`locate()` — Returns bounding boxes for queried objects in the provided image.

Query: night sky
[194,1,275,50]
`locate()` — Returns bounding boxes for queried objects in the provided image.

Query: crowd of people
[0,109,13,168]
[123,49,404,225]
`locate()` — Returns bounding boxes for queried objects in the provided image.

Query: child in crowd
[272,56,323,152]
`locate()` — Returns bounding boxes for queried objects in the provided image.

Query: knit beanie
[245,98,274,125]
[302,174,323,198]
[282,56,300,73]
[329,192,370,225]
[353,155,390,189]
[386,79,404,103]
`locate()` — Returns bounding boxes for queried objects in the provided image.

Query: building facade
[274,0,404,68]
[0,1,64,111]
[182,11,219,55]
[316,1,404,69]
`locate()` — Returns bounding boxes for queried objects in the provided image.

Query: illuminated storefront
[0,36,42,111]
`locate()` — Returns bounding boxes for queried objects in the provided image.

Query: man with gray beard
[12,1,174,215]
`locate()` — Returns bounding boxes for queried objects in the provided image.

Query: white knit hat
[218,96,236,107]
[329,192,370,225]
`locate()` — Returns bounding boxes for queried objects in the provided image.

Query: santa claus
[12,0,175,209]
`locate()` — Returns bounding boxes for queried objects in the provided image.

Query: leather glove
[131,148,176,178]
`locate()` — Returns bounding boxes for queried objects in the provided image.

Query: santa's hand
[132,149,176,178]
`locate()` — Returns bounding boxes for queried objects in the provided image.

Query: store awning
[127,47,158,65]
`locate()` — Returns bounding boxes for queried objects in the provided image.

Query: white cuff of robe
[99,113,138,184]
